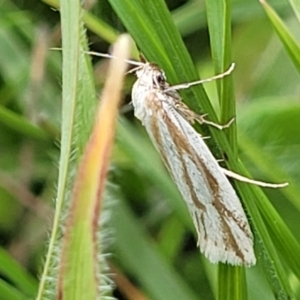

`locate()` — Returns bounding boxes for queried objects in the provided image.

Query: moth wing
[142,91,256,266]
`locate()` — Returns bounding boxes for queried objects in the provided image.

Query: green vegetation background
[0,0,300,299]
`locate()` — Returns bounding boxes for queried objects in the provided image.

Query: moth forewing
[131,63,256,266]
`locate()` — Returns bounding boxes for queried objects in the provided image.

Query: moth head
[135,63,167,90]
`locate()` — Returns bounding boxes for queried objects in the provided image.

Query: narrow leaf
[58,34,131,299]
[260,0,300,73]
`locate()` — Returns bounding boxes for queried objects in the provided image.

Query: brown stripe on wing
[148,101,206,211]
[145,94,173,174]
[149,111,208,242]
[162,111,250,262]
[192,151,250,261]
[204,170,252,240]
[144,91,250,262]
[145,91,208,237]
[146,91,206,207]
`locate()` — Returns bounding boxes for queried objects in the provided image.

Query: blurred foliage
[0,0,300,299]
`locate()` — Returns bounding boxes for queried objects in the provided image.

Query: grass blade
[205,0,244,298]
[58,34,131,299]
[260,0,300,73]
[111,193,200,300]
[36,0,97,297]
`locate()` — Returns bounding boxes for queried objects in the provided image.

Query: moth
[130,61,288,267]
[87,51,287,266]
[131,62,258,266]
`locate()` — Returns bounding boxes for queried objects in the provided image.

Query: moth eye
[156,74,165,85]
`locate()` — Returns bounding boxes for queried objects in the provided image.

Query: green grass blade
[205,0,243,297]
[111,193,200,300]
[237,101,300,281]
[172,1,290,37]
[218,265,246,300]
[0,106,51,141]
[57,34,130,300]
[239,134,300,212]
[108,0,215,117]
[0,248,37,297]
[289,0,300,22]
[0,279,27,300]
[43,0,119,44]
[83,12,119,44]
[233,167,295,298]
[206,0,237,151]
[260,0,300,73]
[172,1,206,36]
[157,216,186,262]
[36,0,97,297]
[257,188,300,280]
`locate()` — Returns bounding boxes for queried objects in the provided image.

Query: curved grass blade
[0,106,51,141]
[0,248,37,298]
[111,193,200,300]
[239,133,300,212]
[0,279,27,300]
[260,0,300,73]
[42,0,119,44]
[58,34,131,300]
[289,0,300,22]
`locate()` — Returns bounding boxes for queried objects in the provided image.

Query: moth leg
[173,98,234,129]
[221,167,288,188]
[195,115,235,130]
[202,136,211,140]
[173,101,201,125]
[183,110,234,130]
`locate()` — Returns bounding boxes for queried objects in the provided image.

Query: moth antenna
[126,65,144,74]
[83,50,145,67]
[51,48,145,72]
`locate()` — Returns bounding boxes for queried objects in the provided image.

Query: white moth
[85,51,287,266]
[130,61,287,267]
[131,62,257,266]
